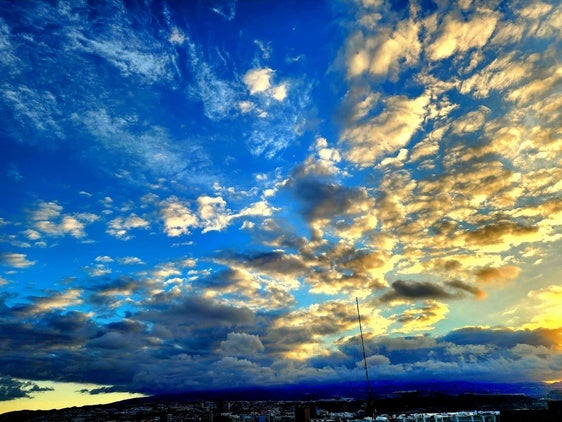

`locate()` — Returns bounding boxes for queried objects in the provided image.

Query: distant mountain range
[2,380,561,420]
[130,379,561,401]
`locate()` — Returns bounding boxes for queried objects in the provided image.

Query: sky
[0,0,561,413]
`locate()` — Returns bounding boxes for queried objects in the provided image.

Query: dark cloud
[219,332,264,356]
[254,219,308,250]
[333,326,562,382]
[0,376,32,401]
[445,279,486,299]
[263,326,313,355]
[379,279,485,303]
[218,250,308,277]
[463,221,538,245]
[287,174,372,229]
[82,385,132,395]
[139,295,254,329]
[44,310,97,333]
[303,243,388,295]
[379,279,456,302]
[442,327,561,349]
[86,276,147,309]
[0,376,53,402]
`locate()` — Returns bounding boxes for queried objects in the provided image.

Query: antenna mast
[356,297,372,403]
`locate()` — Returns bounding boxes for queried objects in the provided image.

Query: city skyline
[1,0,561,414]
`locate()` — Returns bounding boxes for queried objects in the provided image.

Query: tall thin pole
[356,297,371,402]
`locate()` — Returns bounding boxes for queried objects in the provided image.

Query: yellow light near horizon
[521,285,562,335]
[0,380,145,415]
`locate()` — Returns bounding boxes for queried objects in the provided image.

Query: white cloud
[197,196,230,233]
[237,100,254,113]
[211,0,237,21]
[29,201,98,239]
[271,83,287,101]
[107,214,150,240]
[426,11,498,61]
[85,264,112,277]
[378,147,409,168]
[342,92,430,166]
[243,68,273,95]
[32,289,83,313]
[451,106,490,134]
[2,85,64,138]
[460,52,535,98]
[81,109,192,178]
[346,18,421,79]
[118,256,145,265]
[22,229,41,241]
[161,197,198,237]
[237,200,277,218]
[69,16,176,83]
[168,27,185,45]
[518,1,553,20]
[0,252,36,268]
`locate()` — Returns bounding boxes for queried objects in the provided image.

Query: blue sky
[1,0,561,412]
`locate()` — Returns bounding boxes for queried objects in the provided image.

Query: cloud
[243,68,273,95]
[391,300,449,332]
[140,295,255,330]
[379,279,483,304]
[345,17,421,79]
[304,244,390,297]
[203,250,304,310]
[271,83,287,101]
[442,326,559,350]
[168,27,185,45]
[265,299,385,360]
[522,285,562,330]
[451,106,490,134]
[288,172,375,238]
[66,2,178,84]
[107,213,150,240]
[426,10,498,61]
[505,285,562,331]
[474,265,521,285]
[0,252,36,269]
[185,39,240,121]
[335,326,562,383]
[25,289,83,315]
[1,0,562,400]
[459,51,535,98]
[219,332,264,356]
[1,85,65,139]
[118,256,144,265]
[80,109,200,181]
[462,221,540,248]
[160,197,198,237]
[197,196,230,233]
[86,276,146,310]
[0,376,53,402]
[82,385,132,395]
[341,92,429,166]
[28,201,98,239]
[211,0,237,21]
